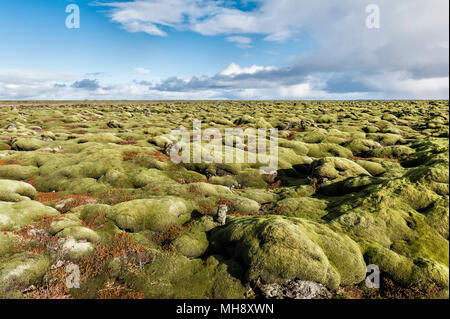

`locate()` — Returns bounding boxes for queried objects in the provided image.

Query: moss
[0,179,37,202]
[12,137,47,151]
[209,175,239,188]
[316,115,336,124]
[133,168,174,188]
[364,244,449,290]
[307,143,353,159]
[0,100,447,299]
[311,157,371,180]
[366,133,405,146]
[49,213,82,235]
[355,160,386,176]
[320,176,381,196]
[100,168,133,188]
[369,145,415,158]
[172,231,209,258]
[236,189,278,204]
[61,238,95,260]
[210,215,366,289]
[0,165,38,181]
[57,226,100,242]
[0,200,59,230]
[275,197,328,220]
[420,197,449,239]
[134,252,246,298]
[236,169,268,188]
[77,204,113,223]
[108,197,191,232]
[229,196,260,215]
[0,232,17,257]
[344,139,382,155]
[77,133,122,144]
[0,252,50,297]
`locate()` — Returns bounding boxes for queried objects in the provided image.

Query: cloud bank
[0,0,448,100]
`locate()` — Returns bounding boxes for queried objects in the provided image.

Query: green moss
[12,137,47,151]
[0,200,59,231]
[0,232,17,257]
[49,213,82,235]
[108,197,191,232]
[355,160,386,176]
[0,179,37,202]
[307,143,353,159]
[172,231,209,258]
[0,252,50,297]
[311,157,371,180]
[344,139,382,155]
[364,244,449,289]
[57,226,100,242]
[0,165,38,181]
[134,252,246,298]
[210,215,366,289]
[369,145,415,158]
[275,197,328,220]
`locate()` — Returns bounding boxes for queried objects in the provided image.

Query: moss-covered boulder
[275,197,329,220]
[0,252,50,297]
[210,216,366,290]
[108,197,191,232]
[0,179,37,202]
[0,165,38,181]
[172,231,209,258]
[12,137,46,151]
[0,200,59,230]
[135,252,247,298]
[311,157,371,181]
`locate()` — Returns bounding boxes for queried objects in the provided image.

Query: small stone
[216,205,228,226]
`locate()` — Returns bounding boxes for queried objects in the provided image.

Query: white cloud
[97,0,448,98]
[219,62,277,77]
[1,0,448,100]
[226,35,252,48]
[132,67,150,75]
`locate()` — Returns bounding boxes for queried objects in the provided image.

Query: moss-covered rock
[108,197,191,232]
[275,197,328,220]
[311,157,371,180]
[12,138,46,151]
[0,179,37,202]
[0,165,38,181]
[0,252,50,297]
[0,200,59,230]
[210,216,366,289]
[135,252,247,298]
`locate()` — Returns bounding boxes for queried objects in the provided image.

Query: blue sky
[0,0,448,100]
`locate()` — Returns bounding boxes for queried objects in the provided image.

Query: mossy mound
[210,216,366,290]
[0,200,59,230]
[275,197,328,220]
[108,197,191,232]
[0,253,50,297]
[0,179,37,202]
[12,138,47,151]
[310,157,371,180]
[0,165,38,181]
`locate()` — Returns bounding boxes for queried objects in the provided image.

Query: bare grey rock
[258,279,332,299]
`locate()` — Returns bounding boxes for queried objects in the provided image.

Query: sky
[0,0,448,100]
